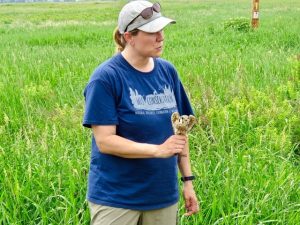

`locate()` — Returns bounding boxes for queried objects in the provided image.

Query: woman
[83,1,199,224]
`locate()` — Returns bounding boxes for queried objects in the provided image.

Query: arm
[92,125,187,159]
[178,138,200,216]
[178,138,193,177]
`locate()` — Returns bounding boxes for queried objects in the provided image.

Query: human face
[131,30,164,58]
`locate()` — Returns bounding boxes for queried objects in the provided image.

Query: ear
[171,112,180,124]
[123,32,134,46]
[187,115,197,132]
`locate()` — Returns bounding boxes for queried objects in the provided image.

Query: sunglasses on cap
[124,2,161,32]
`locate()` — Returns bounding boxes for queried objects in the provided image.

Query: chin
[152,50,163,58]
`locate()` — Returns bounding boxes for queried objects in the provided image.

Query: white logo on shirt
[129,86,177,111]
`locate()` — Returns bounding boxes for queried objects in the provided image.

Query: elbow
[92,125,116,154]
[96,141,109,154]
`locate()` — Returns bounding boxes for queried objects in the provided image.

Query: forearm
[178,140,195,190]
[178,139,193,177]
[96,134,158,158]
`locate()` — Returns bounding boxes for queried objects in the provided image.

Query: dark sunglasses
[124,2,161,32]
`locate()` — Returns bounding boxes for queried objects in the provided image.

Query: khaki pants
[88,201,178,225]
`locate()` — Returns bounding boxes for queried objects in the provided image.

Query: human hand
[183,182,199,216]
[155,135,187,158]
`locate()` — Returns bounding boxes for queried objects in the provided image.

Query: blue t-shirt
[83,53,194,211]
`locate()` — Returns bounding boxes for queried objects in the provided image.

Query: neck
[121,48,154,73]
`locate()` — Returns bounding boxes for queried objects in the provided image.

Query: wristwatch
[180,175,195,182]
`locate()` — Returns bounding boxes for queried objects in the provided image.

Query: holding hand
[155,135,187,158]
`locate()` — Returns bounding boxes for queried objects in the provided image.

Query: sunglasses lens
[152,3,161,12]
[141,7,153,19]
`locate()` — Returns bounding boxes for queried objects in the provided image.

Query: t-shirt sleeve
[172,68,194,116]
[82,79,119,128]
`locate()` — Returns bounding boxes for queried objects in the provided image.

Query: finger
[184,198,198,216]
[175,144,186,149]
[190,198,198,207]
[174,135,187,140]
[174,148,183,154]
[185,197,192,208]
[184,206,197,216]
[175,140,187,145]
[184,211,193,216]
[190,200,199,213]
[175,144,185,149]
[191,204,198,213]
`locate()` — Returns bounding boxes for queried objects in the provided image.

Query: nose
[156,30,164,42]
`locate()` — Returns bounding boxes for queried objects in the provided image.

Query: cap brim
[137,17,176,33]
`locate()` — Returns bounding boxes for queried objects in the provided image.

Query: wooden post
[252,0,260,28]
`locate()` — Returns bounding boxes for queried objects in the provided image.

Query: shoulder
[88,55,120,84]
[156,57,177,71]
[83,55,122,95]
[156,57,179,81]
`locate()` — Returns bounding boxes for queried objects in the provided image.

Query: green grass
[0,0,299,224]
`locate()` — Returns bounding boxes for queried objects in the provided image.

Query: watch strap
[180,175,195,182]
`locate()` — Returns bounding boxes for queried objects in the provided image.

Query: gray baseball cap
[118,0,176,34]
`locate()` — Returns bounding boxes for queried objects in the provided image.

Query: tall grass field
[0,0,299,224]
